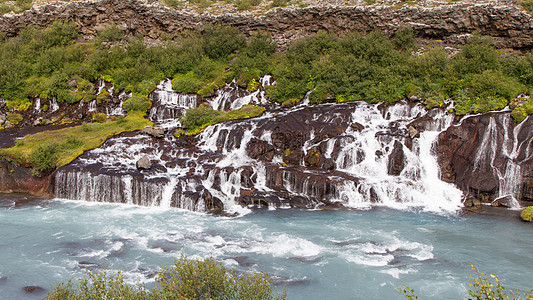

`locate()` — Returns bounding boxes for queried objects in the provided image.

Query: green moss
[181,104,266,135]
[6,113,23,125]
[0,111,151,169]
[521,206,533,222]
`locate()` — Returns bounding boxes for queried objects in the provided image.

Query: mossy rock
[521,206,533,222]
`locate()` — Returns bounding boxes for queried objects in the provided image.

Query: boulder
[142,126,165,138]
[387,140,405,176]
[23,286,46,294]
[67,78,78,88]
[0,115,5,125]
[33,117,43,126]
[136,155,151,170]
[3,121,11,129]
[408,126,419,139]
[521,206,533,222]
[42,119,51,125]
[491,195,516,208]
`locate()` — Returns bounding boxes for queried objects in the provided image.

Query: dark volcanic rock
[23,286,46,294]
[387,140,405,176]
[436,112,533,202]
[1,0,532,49]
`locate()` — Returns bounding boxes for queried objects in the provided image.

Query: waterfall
[34,98,41,112]
[50,98,59,113]
[149,79,199,128]
[53,82,468,214]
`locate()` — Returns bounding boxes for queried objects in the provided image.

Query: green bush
[400,265,533,299]
[201,25,246,60]
[172,72,204,94]
[97,24,124,42]
[30,143,58,171]
[47,255,286,300]
[6,113,23,125]
[520,0,533,12]
[393,25,416,50]
[122,94,151,113]
[236,0,261,10]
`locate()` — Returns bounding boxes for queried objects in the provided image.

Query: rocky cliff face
[1,0,532,49]
[436,111,533,207]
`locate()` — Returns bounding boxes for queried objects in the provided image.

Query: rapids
[0,196,532,299]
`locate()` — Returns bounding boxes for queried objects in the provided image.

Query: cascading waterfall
[53,79,469,214]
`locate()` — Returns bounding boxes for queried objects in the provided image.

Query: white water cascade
[54,80,467,214]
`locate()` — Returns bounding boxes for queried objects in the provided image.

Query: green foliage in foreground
[521,206,533,222]
[0,112,152,172]
[399,265,533,299]
[521,0,533,13]
[180,104,266,135]
[47,255,286,300]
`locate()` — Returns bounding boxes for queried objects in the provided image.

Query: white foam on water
[250,234,322,258]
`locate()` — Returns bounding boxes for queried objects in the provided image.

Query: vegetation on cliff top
[2,22,533,125]
[0,111,151,173]
[47,255,286,300]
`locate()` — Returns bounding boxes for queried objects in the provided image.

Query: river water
[1,194,532,299]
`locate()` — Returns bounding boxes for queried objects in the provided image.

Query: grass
[180,104,266,135]
[0,111,152,171]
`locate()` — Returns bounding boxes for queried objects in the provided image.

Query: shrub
[201,25,246,60]
[122,94,152,113]
[164,0,183,9]
[47,255,286,300]
[6,113,23,125]
[92,113,107,123]
[172,72,204,94]
[97,24,124,42]
[399,265,533,299]
[520,0,533,12]
[236,0,261,10]
[30,143,58,171]
[393,25,416,50]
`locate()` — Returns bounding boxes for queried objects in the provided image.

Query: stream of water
[1,195,532,299]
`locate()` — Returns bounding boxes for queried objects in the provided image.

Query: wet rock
[387,140,405,176]
[463,197,482,207]
[304,149,321,167]
[33,117,43,126]
[491,195,516,208]
[408,125,419,139]
[436,112,527,199]
[136,155,151,170]
[283,148,303,165]
[246,138,275,161]
[23,286,46,294]
[321,158,335,170]
[203,190,224,213]
[350,122,365,132]
[78,261,100,270]
[142,126,165,138]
